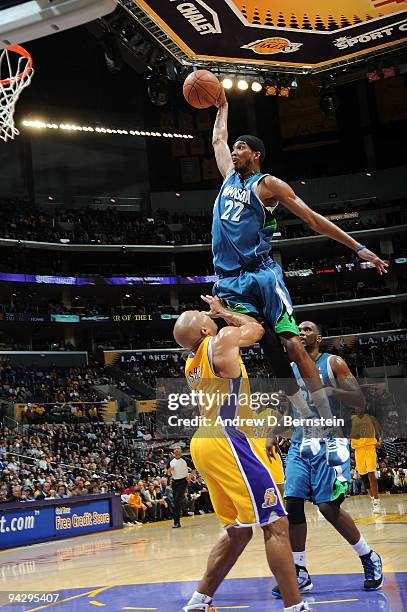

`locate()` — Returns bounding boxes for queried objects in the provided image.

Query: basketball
[183,70,222,109]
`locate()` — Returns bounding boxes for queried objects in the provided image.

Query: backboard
[0,0,117,48]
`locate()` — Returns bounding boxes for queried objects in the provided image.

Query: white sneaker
[199,510,205,515]
[372,500,382,515]
[182,604,213,612]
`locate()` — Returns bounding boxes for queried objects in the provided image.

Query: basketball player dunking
[272,321,383,598]
[174,295,313,612]
[211,95,388,466]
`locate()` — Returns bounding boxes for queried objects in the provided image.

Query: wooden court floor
[0,494,406,611]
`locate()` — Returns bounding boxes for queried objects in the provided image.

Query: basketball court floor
[0,495,406,612]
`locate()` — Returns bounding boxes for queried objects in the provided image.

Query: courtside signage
[0,499,112,548]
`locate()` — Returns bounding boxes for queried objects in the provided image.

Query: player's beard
[304,340,317,353]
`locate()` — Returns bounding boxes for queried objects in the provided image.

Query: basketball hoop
[0,45,34,143]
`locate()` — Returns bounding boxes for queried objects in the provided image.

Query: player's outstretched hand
[215,86,227,108]
[356,248,388,275]
[201,294,227,318]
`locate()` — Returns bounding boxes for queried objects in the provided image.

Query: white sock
[352,536,371,557]
[187,591,212,606]
[287,390,313,418]
[293,551,306,567]
[310,389,333,419]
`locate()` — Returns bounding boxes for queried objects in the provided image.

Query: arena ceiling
[123,0,407,73]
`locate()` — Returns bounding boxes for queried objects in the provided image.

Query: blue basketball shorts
[214,259,299,336]
[284,441,351,505]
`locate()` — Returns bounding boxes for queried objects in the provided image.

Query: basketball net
[0,45,34,143]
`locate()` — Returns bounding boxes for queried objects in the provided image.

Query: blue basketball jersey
[212,171,278,275]
[291,353,342,441]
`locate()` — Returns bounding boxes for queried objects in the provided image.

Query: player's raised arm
[201,295,263,378]
[327,356,366,409]
[259,176,388,276]
[212,100,234,179]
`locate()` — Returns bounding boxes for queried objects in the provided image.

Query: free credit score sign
[0,498,112,548]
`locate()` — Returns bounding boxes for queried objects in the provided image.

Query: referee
[167,446,189,528]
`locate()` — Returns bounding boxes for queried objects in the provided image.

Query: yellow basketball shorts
[190,430,286,529]
[355,444,377,475]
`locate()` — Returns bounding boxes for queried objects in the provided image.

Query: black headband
[235,134,266,162]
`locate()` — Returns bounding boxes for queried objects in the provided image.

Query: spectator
[394,468,407,493]
[128,488,146,523]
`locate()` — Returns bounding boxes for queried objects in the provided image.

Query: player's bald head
[173,310,217,350]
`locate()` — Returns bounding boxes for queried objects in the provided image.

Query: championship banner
[137,399,158,413]
[133,1,407,71]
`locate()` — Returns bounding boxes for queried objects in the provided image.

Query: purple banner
[105,275,218,285]
[0,273,93,285]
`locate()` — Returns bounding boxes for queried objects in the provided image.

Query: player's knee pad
[362,473,370,489]
[285,497,306,525]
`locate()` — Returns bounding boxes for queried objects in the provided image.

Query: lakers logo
[262,487,277,508]
[242,38,302,55]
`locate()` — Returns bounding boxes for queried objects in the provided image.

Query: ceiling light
[222,78,233,89]
[237,79,249,91]
[21,119,192,139]
[251,81,262,92]
[265,84,278,96]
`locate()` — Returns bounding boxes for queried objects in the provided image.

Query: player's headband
[235,135,266,162]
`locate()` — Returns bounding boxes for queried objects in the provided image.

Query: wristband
[354,244,366,253]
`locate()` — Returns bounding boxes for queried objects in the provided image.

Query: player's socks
[183,592,213,612]
[293,551,306,566]
[272,564,313,598]
[352,535,371,557]
[360,550,384,590]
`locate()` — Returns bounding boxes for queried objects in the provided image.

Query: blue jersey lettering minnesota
[212,171,278,275]
[291,353,344,441]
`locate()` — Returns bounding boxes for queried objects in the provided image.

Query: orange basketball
[183,70,222,109]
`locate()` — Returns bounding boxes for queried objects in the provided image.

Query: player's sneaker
[182,605,214,612]
[360,550,384,590]
[283,601,314,611]
[272,564,313,598]
[372,499,382,514]
[325,437,349,467]
[299,436,321,460]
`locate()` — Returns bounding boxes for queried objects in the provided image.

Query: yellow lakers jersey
[351,414,377,448]
[185,336,252,429]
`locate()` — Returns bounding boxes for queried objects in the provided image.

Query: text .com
[0,515,35,534]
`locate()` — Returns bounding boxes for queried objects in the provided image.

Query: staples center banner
[134,0,407,71]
